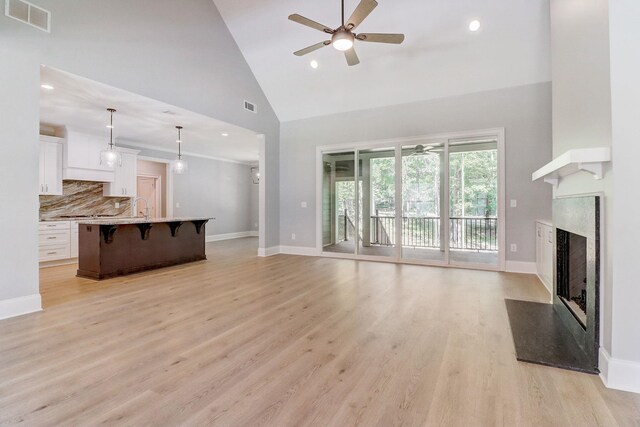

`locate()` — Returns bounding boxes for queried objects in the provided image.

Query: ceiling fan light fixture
[332,30,354,51]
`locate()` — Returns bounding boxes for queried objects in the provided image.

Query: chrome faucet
[133,196,151,221]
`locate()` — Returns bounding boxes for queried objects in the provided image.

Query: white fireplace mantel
[532,147,611,186]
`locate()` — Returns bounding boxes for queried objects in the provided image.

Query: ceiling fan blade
[289,14,334,34]
[344,48,360,66]
[294,41,331,56]
[346,0,378,30]
[357,33,405,44]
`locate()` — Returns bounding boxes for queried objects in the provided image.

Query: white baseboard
[505,261,537,274]
[599,348,640,394]
[279,246,319,256]
[206,231,258,242]
[0,294,42,321]
[257,246,280,257]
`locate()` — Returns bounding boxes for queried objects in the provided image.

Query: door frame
[315,128,506,271]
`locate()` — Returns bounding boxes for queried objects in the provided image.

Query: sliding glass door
[358,148,396,257]
[322,151,356,254]
[320,134,502,269]
[448,139,499,267]
[401,142,446,263]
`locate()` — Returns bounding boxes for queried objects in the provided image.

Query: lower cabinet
[536,220,554,297]
[39,221,80,263]
[70,221,79,258]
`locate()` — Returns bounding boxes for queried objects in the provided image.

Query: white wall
[280,83,553,264]
[0,0,279,316]
[550,0,640,392]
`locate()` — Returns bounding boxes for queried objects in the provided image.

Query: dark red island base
[76,218,210,280]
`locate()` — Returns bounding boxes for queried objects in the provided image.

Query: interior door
[136,176,158,218]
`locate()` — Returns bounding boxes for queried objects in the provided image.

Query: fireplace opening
[556,229,588,328]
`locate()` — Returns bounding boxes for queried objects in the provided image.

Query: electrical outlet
[254,222,258,228]
[291,233,296,241]
[176,202,180,208]
[510,244,518,252]
[510,199,517,208]
[114,202,120,208]
[301,201,307,208]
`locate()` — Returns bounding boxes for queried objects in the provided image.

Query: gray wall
[250,173,259,232]
[125,146,255,236]
[0,0,279,305]
[280,82,553,264]
[609,0,640,366]
[551,0,640,376]
[550,0,614,354]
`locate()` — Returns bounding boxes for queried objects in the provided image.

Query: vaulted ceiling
[213,0,551,122]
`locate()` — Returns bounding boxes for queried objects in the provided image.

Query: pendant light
[171,125,188,174]
[100,108,122,168]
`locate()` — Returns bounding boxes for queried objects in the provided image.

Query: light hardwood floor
[1,237,639,426]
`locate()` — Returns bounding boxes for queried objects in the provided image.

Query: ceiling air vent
[5,0,50,32]
[244,100,257,114]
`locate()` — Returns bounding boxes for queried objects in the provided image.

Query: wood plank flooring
[1,237,639,426]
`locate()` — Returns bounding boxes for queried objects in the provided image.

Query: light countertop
[77,217,213,225]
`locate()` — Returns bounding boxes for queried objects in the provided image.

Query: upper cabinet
[39,136,63,195]
[103,150,139,198]
[63,129,116,182]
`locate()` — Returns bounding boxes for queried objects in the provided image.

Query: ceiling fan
[289,0,405,66]
[406,145,440,156]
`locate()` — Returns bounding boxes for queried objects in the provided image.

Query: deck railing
[369,215,498,251]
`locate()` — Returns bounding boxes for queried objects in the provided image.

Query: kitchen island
[76,217,211,280]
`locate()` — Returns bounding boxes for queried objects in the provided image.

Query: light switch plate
[115,202,120,208]
[510,199,517,208]
[301,201,307,208]
[176,202,180,208]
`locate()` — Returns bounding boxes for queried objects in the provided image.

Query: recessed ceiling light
[221,133,229,137]
[310,60,319,69]
[469,20,481,32]
[106,125,114,129]
[41,84,54,90]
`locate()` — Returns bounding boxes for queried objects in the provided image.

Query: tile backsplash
[40,180,132,220]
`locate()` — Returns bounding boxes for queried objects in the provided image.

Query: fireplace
[553,196,600,370]
[556,230,588,327]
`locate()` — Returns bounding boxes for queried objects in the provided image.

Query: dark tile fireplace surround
[506,195,600,374]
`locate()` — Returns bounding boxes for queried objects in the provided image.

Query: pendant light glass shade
[171,126,188,174]
[100,108,122,168]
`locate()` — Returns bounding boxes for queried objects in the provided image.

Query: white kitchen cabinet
[39,137,63,195]
[536,220,554,298]
[63,129,115,182]
[103,151,138,197]
[39,221,70,262]
[70,221,79,258]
